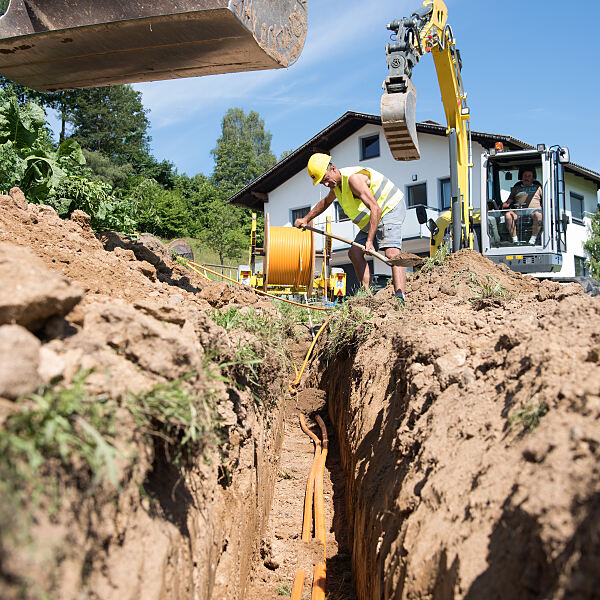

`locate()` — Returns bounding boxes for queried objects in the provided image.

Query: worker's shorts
[354,200,405,251]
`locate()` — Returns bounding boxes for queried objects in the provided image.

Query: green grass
[126,374,223,467]
[276,583,292,596]
[0,370,224,550]
[421,241,450,273]
[509,402,549,433]
[468,272,514,302]
[321,300,374,363]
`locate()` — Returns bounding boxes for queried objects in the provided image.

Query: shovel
[301,225,424,268]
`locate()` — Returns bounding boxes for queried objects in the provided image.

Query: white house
[229,111,600,293]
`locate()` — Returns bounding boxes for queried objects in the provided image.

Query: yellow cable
[182,260,333,312]
[289,316,332,391]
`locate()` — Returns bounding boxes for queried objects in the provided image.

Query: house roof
[228,110,600,209]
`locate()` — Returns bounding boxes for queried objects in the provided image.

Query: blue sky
[132,0,599,179]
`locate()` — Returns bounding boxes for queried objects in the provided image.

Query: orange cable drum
[265,221,315,295]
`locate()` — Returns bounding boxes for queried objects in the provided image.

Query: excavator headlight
[537,144,546,152]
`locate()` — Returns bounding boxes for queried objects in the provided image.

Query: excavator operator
[502,167,543,245]
[294,153,407,303]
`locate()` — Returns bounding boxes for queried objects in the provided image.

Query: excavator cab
[0,0,307,92]
[481,147,569,273]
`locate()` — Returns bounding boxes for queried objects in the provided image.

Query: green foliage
[211,108,276,193]
[509,401,549,432]
[67,85,151,165]
[276,584,292,596]
[199,196,248,264]
[126,376,222,467]
[421,242,450,274]
[583,207,600,281]
[322,301,374,363]
[0,371,120,517]
[48,176,136,232]
[468,272,513,302]
[82,149,133,189]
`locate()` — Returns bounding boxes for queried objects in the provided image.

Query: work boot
[395,290,406,306]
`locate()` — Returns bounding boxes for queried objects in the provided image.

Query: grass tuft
[509,401,549,432]
[322,301,374,363]
[468,272,514,302]
[421,242,450,273]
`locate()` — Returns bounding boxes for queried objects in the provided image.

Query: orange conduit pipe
[311,561,326,600]
[267,226,314,287]
[291,569,306,600]
[299,414,322,542]
[182,260,333,312]
[314,415,328,554]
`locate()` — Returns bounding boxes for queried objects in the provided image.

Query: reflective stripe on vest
[334,167,403,231]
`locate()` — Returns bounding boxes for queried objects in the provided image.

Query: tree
[210,108,277,194]
[199,195,248,265]
[584,207,600,281]
[67,85,151,166]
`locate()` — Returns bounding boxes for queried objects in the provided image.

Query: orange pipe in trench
[314,415,328,555]
[311,561,326,600]
[300,414,321,542]
[291,568,306,600]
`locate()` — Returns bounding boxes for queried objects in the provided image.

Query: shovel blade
[387,253,425,267]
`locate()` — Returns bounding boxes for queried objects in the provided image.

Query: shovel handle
[301,224,392,266]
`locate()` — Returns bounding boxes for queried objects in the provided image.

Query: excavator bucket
[0,0,307,92]
[381,77,420,161]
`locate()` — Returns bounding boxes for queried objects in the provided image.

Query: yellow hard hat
[307,153,331,185]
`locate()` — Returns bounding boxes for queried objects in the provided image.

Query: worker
[502,167,543,245]
[295,153,407,302]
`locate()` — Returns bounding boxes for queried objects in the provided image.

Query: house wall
[562,172,598,277]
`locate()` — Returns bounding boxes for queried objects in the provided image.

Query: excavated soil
[1,186,599,600]
[314,251,600,600]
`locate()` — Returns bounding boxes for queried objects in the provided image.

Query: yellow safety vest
[334,167,403,231]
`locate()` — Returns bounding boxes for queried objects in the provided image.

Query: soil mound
[0,192,289,600]
[318,249,600,599]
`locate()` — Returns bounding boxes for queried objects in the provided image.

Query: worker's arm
[502,187,516,209]
[294,189,336,228]
[348,173,381,252]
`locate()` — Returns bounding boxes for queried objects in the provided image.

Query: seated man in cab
[502,167,543,245]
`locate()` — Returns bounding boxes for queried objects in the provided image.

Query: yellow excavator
[0,0,307,91]
[380,0,570,275]
[381,0,472,254]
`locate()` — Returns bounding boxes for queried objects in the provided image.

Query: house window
[407,182,427,208]
[335,201,349,222]
[570,192,584,224]
[574,256,588,277]
[439,177,451,210]
[360,134,380,160]
[291,206,310,224]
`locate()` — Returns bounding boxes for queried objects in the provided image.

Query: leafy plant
[509,401,549,432]
[48,175,136,232]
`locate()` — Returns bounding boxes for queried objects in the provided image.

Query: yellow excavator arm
[381,0,473,253]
